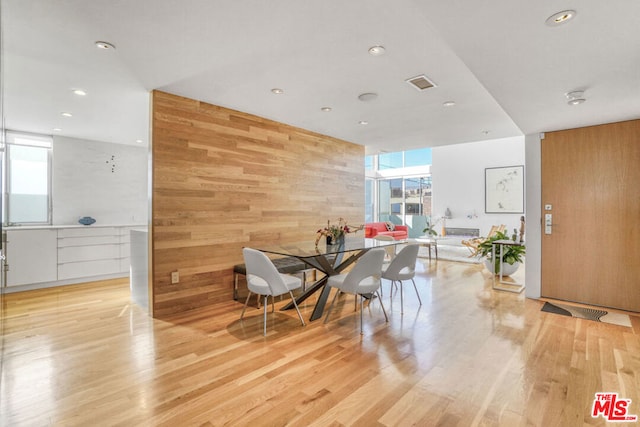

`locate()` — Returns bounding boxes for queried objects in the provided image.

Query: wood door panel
[541,120,640,312]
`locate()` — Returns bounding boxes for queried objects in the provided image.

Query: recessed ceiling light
[482,130,491,135]
[52,128,62,132]
[73,89,87,96]
[321,107,332,112]
[271,88,284,94]
[358,92,378,102]
[95,41,116,50]
[61,112,73,117]
[443,101,456,107]
[545,10,577,26]
[566,90,586,105]
[136,139,143,144]
[359,120,369,125]
[368,45,386,56]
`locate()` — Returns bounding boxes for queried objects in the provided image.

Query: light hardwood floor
[1,259,639,426]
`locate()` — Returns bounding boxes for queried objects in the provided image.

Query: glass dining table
[253,237,405,321]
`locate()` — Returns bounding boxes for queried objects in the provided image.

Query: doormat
[541,302,632,327]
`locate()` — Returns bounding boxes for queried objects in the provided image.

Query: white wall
[52,136,148,225]
[431,136,525,239]
[524,133,542,298]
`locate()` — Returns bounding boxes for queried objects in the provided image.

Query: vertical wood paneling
[541,119,640,312]
[151,91,364,316]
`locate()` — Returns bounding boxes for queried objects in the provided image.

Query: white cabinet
[118,226,134,273]
[5,229,58,286]
[57,227,130,280]
[3,225,145,289]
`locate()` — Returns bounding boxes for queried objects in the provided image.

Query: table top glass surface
[413,236,437,242]
[253,237,405,259]
[492,239,524,246]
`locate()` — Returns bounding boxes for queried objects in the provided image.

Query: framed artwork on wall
[485,165,524,214]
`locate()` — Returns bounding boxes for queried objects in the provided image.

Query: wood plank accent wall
[151,90,364,317]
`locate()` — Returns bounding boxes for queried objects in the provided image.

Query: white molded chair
[323,248,388,334]
[381,244,421,314]
[240,248,306,336]
[373,234,396,264]
[373,234,397,296]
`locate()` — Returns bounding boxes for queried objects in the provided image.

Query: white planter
[484,259,520,277]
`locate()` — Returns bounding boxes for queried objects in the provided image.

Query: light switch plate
[545,204,552,211]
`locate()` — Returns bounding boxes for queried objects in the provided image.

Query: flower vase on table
[315,218,363,247]
[326,233,345,247]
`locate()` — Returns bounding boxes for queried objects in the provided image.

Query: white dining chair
[373,234,397,296]
[373,234,396,264]
[240,248,306,336]
[381,243,421,314]
[323,248,388,334]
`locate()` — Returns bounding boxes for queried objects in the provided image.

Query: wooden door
[541,120,640,312]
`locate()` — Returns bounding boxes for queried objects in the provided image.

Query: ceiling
[3,0,639,154]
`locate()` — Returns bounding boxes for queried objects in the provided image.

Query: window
[378,148,432,169]
[365,155,374,171]
[5,132,52,224]
[404,176,431,217]
[404,148,432,167]
[406,203,421,214]
[368,148,432,237]
[365,178,374,223]
[378,178,403,221]
[378,152,403,170]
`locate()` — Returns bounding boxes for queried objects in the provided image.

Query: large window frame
[366,150,433,238]
[4,131,52,225]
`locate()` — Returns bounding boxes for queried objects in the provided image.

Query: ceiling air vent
[406,74,436,91]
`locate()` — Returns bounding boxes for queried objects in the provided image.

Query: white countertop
[5,224,147,231]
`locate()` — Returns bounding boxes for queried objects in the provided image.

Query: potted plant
[477,230,526,276]
[422,218,439,237]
